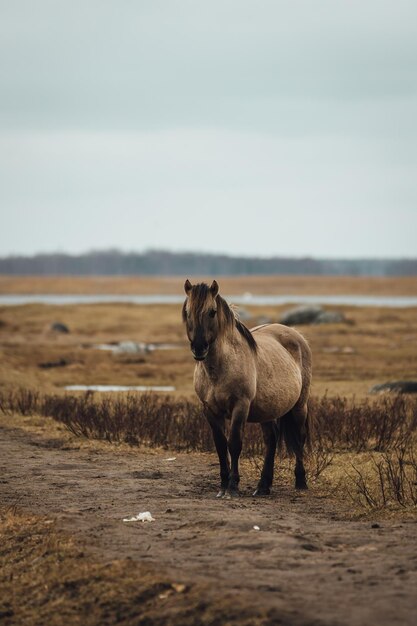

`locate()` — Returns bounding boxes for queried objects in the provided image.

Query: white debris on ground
[123,511,155,522]
[253,525,260,531]
[164,457,176,461]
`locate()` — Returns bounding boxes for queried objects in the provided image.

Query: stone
[50,322,70,333]
[369,381,417,394]
[279,305,323,326]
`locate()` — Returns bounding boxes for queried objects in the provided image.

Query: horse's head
[182,279,220,361]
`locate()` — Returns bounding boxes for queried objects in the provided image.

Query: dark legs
[206,402,309,498]
[291,405,308,490]
[225,401,249,497]
[207,414,230,498]
[254,404,309,495]
[253,422,277,496]
[206,400,249,498]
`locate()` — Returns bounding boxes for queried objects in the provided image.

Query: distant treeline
[0,250,416,276]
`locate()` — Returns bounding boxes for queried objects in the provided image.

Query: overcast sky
[1,0,416,258]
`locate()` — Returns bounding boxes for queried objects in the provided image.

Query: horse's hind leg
[253,421,277,496]
[292,404,308,490]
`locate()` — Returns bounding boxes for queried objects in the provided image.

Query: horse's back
[251,323,310,366]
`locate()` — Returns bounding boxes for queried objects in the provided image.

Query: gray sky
[1,0,416,258]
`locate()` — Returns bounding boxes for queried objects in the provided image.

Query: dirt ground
[1,416,416,626]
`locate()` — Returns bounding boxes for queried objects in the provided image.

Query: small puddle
[64,385,175,392]
[94,343,178,352]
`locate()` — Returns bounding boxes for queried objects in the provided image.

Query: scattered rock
[371,523,381,529]
[114,341,150,355]
[50,322,70,334]
[369,381,417,395]
[38,358,68,369]
[279,306,346,326]
[314,311,346,325]
[279,305,323,326]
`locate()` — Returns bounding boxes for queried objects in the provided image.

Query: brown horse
[182,279,312,498]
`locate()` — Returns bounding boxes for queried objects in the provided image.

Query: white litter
[253,525,260,531]
[123,511,155,523]
[165,457,176,462]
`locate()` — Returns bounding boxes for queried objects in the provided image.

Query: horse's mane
[182,283,257,353]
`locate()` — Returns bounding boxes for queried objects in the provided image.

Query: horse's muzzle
[192,349,209,361]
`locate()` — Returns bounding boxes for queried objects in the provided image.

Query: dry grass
[1,389,415,455]
[1,388,416,512]
[1,274,417,295]
[1,300,417,399]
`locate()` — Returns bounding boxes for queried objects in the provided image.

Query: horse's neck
[204,330,241,373]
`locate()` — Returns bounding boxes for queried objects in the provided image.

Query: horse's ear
[184,279,193,296]
[210,280,219,298]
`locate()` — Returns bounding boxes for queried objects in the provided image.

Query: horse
[182,279,312,498]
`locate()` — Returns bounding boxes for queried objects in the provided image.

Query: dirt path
[1,423,416,626]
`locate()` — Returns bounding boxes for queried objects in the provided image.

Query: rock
[114,341,150,355]
[50,322,70,333]
[279,305,346,326]
[369,381,417,395]
[279,305,323,326]
[38,358,68,369]
[314,311,346,324]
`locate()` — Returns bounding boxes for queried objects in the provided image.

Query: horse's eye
[209,309,217,318]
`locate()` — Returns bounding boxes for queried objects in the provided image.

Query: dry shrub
[1,388,416,455]
[346,448,417,509]
[1,388,416,509]
[310,394,417,452]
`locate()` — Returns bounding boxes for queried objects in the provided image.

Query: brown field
[1,275,417,626]
[0,296,416,399]
[1,273,417,295]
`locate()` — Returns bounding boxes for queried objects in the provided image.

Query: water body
[94,342,178,352]
[64,385,175,392]
[1,294,417,307]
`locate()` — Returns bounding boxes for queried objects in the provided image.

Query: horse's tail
[274,404,313,457]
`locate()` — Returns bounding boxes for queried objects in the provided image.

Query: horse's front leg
[225,399,250,498]
[205,410,230,498]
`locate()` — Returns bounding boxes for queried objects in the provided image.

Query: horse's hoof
[295,482,308,490]
[253,487,271,497]
[224,488,240,499]
[216,489,226,498]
